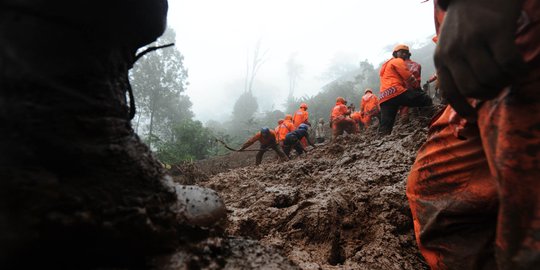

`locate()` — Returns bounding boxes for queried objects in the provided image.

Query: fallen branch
[214,138,269,152]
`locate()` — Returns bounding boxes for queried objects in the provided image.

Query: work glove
[435,0,525,121]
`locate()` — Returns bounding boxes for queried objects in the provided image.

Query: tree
[130,27,192,148]
[244,38,269,94]
[154,120,213,163]
[286,52,303,100]
[130,28,213,162]
[228,91,259,142]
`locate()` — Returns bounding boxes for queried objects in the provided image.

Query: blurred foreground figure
[407,0,540,269]
[0,1,225,268]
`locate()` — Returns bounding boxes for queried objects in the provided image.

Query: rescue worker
[0,0,226,268]
[350,111,363,133]
[239,127,288,165]
[407,0,540,269]
[359,88,380,128]
[293,103,311,147]
[282,124,316,157]
[378,44,432,135]
[330,97,356,139]
[284,114,294,126]
[274,119,284,142]
[292,103,311,128]
[398,48,423,123]
[315,118,326,143]
[275,118,294,144]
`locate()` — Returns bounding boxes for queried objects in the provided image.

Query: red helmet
[278,119,284,124]
[300,103,308,109]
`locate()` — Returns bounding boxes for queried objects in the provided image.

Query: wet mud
[168,107,439,269]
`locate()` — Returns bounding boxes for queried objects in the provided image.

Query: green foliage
[227,91,260,141]
[130,27,213,162]
[204,40,436,159]
[154,120,213,163]
[232,91,259,123]
[282,60,378,124]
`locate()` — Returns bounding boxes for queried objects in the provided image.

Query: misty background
[129,0,438,163]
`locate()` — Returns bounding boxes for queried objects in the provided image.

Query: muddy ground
[167,109,438,269]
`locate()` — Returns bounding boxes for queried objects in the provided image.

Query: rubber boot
[0,6,225,268]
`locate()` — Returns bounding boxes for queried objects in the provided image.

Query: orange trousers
[407,80,540,269]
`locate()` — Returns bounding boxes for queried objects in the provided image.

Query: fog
[168,0,436,122]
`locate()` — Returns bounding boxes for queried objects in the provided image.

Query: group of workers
[239,42,434,165]
[238,1,540,269]
[239,103,316,165]
[6,0,538,269]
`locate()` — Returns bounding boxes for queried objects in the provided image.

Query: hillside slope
[167,109,437,269]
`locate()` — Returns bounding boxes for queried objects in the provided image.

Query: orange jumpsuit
[360,92,380,127]
[275,121,294,143]
[350,112,362,133]
[379,57,414,104]
[379,57,431,135]
[293,108,309,146]
[399,59,423,120]
[330,102,356,138]
[293,108,309,128]
[407,1,540,269]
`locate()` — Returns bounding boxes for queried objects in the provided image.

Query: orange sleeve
[242,132,260,149]
[340,105,349,115]
[391,58,413,81]
[287,122,295,131]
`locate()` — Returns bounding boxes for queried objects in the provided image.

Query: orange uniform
[330,99,356,138]
[350,111,362,133]
[293,108,309,128]
[379,58,415,104]
[275,121,294,142]
[404,59,421,90]
[378,48,432,135]
[241,130,278,149]
[407,1,540,269]
[240,130,288,165]
[360,91,380,127]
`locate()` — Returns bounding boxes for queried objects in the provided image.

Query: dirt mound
[168,161,210,185]
[169,108,437,269]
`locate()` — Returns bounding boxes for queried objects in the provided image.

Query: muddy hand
[435,0,525,117]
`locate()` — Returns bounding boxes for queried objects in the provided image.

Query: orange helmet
[285,114,293,120]
[278,119,284,124]
[300,103,308,109]
[336,97,346,104]
[393,44,410,52]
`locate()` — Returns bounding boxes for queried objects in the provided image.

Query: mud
[169,107,439,269]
